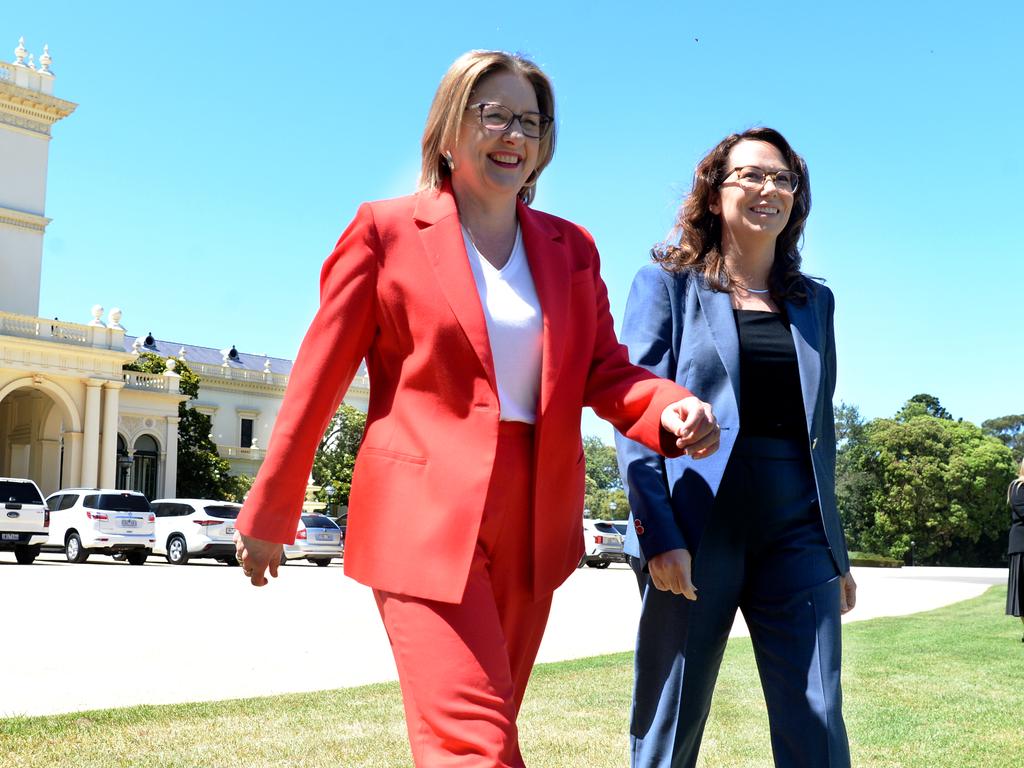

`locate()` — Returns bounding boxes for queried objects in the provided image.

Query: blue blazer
[615,264,850,575]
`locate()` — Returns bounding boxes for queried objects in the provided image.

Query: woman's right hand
[648,548,697,600]
[234,531,283,587]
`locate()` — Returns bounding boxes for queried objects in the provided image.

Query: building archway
[0,377,82,495]
[132,433,160,500]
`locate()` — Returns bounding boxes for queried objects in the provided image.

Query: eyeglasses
[723,166,800,193]
[466,102,553,140]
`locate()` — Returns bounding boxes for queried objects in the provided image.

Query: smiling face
[710,139,794,244]
[448,69,540,209]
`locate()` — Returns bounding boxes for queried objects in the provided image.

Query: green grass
[2,587,1019,767]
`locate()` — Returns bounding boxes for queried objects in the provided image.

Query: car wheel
[313,558,331,567]
[166,535,189,565]
[65,533,89,563]
[126,550,149,566]
[279,552,288,566]
[587,561,610,569]
[222,555,239,567]
[577,556,587,569]
[14,545,39,565]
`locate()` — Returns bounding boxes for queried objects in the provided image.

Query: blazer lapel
[413,185,497,391]
[786,298,822,437]
[696,280,741,408]
[518,200,568,418]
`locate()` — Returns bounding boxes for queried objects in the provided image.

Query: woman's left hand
[661,396,720,459]
[840,571,857,614]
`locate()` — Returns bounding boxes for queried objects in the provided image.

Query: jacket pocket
[359,446,428,465]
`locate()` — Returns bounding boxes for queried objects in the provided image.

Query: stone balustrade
[0,310,126,350]
[123,371,181,394]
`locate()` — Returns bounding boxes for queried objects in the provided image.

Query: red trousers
[374,422,553,767]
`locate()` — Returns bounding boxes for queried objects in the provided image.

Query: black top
[1009,482,1024,554]
[734,309,808,443]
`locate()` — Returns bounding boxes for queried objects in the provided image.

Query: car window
[0,480,44,505]
[98,493,151,512]
[58,494,79,510]
[301,515,339,530]
[84,494,99,508]
[204,505,241,519]
[611,524,627,536]
[152,503,168,517]
[593,522,618,534]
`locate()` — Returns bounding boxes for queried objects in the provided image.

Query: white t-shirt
[462,225,543,424]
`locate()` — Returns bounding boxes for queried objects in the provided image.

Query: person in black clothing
[615,128,854,768]
[1007,459,1024,639]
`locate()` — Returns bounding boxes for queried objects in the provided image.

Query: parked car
[579,518,628,569]
[281,514,344,567]
[44,489,155,564]
[150,498,241,565]
[0,477,49,564]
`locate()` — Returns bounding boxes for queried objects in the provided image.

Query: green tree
[840,400,1015,565]
[123,352,240,500]
[834,402,878,549]
[902,393,953,421]
[311,404,367,510]
[582,435,629,520]
[981,414,1024,463]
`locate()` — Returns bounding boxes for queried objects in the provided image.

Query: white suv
[44,489,156,565]
[0,477,50,564]
[579,519,628,569]
[150,498,241,565]
[281,514,344,567]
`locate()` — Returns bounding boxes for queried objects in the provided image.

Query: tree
[834,402,878,548]
[123,352,241,500]
[311,404,367,510]
[982,414,1024,464]
[582,435,629,520]
[901,393,953,421]
[839,403,1015,565]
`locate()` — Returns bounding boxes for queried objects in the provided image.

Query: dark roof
[124,335,293,375]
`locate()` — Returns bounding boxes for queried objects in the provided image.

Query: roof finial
[14,37,27,66]
[27,53,35,70]
[38,45,52,75]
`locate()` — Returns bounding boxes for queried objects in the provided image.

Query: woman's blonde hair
[1010,458,1024,503]
[419,50,556,205]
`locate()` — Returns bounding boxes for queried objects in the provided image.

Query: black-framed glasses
[723,166,800,193]
[466,102,553,139]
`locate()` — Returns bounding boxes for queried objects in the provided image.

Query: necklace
[738,285,770,294]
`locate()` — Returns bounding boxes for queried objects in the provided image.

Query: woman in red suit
[234,50,719,767]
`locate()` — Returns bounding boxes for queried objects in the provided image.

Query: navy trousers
[630,437,850,768]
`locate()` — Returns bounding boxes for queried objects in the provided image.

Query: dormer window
[144,332,156,347]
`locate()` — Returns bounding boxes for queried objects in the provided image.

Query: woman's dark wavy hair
[653,127,812,303]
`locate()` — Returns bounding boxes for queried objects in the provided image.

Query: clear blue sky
[8,1,1023,443]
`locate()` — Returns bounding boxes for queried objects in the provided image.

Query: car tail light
[594,535,604,544]
[86,511,109,521]
[148,514,155,523]
[192,520,221,526]
[44,508,50,527]
[296,529,307,540]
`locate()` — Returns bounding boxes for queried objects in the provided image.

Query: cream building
[0,38,367,500]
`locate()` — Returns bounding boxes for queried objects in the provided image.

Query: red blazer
[236,185,692,603]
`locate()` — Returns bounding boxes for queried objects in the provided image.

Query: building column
[63,431,83,488]
[98,381,124,489]
[36,438,62,496]
[164,416,179,499]
[81,379,103,487]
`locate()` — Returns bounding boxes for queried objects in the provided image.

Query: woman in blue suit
[615,127,857,768]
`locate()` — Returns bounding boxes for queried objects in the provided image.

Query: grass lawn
[2,586,1019,767]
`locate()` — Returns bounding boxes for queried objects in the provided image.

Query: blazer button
[812,438,818,449]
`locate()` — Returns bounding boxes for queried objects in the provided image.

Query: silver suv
[0,477,49,565]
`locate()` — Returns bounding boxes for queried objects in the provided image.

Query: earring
[443,151,455,172]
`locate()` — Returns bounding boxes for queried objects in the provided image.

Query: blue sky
[7,1,1022,442]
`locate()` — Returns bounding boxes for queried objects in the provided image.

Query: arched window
[132,434,159,500]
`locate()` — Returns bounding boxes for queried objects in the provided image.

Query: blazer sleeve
[579,237,692,457]
[235,203,381,544]
[614,265,689,559]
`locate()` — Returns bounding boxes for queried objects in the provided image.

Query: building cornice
[0,79,77,135]
[0,205,51,233]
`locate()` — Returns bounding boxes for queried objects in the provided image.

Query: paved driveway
[0,551,1005,718]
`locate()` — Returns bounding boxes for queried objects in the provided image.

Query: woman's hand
[234,531,283,587]
[661,396,720,459]
[840,571,857,614]
[648,548,697,600]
